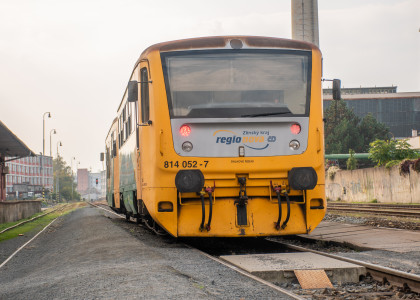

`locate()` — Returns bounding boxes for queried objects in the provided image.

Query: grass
[0,202,86,243]
[0,210,47,232]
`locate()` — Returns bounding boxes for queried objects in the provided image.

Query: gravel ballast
[0,206,294,299]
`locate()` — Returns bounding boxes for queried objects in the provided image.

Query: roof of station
[0,120,35,158]
[323,92,420,101]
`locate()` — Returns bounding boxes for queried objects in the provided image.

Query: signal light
[180,124,191,137]
[291,123,301,135]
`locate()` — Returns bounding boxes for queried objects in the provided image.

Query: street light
[42,112,51,200]
[56,141,62,202]
[71,157,76,201]
[49,129,56,157]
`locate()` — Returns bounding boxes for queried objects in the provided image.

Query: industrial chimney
[291,0,319,47]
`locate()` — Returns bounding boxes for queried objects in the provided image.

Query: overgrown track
[327,202,420,218]
[0,206,64,235]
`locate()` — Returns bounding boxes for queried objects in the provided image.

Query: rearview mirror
[127,81,138,102]
[332,79,341,100]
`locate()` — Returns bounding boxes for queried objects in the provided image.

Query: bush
[346,149,357,170]
[369,139,420,167]
[327,166,340,180]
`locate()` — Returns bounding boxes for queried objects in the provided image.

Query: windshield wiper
[241,111,291,117]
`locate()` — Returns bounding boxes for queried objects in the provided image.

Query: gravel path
[0,206,295,300]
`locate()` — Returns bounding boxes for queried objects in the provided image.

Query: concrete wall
[326,166,420,203]
[0,200,42,223]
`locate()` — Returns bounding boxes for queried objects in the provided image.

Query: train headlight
[289,140,300,150]
[175,170,205,193]
[182,141,193,152]
[288,167,317,190]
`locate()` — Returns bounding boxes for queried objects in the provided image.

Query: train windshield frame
[161,49,312,119]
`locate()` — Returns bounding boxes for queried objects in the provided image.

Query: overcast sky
[1,0,419,171]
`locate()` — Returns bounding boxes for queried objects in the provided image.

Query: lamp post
[42,112,51,200]
[49,129,56,157]
[49,129,56,201]
[71,157,76,201]
[56,141,62,202]
[76,161,80,200]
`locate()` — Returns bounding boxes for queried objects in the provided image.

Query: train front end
[142,37,325,237]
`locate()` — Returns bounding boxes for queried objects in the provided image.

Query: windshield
[162,50,311,118]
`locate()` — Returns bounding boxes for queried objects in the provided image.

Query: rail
[0,207,59,235]
[327,202,420,218]
[269,239,420,294]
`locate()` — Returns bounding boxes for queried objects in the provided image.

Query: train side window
[106,148,110,178]
[141,68,149,123]
[131,101,136,133]
[120,116,124,145]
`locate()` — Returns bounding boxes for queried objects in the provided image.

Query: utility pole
[71,157,76,201]
[42,112,51,201]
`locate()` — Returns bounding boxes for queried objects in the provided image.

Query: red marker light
[291,123,301,135]
[179,124,191,137]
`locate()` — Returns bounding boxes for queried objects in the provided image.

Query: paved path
[0,207,294,299]
[302,221,420,253]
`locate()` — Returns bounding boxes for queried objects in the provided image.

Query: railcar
[104,36,326,237]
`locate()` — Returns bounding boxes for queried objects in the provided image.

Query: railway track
[269,239,420,295]
[327,202,420,218]
[91,202,420,298]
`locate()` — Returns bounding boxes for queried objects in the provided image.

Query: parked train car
[105,36,327,237]
[105,118,120,210]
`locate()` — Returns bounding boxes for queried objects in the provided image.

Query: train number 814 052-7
[163,161,209,169]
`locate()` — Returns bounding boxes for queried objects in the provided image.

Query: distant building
[77,169,89,194]
[5,155,53,199]
[407,130,420,150]
[323,88,420,138]
[323,86,397,96]
[77,168,105,201]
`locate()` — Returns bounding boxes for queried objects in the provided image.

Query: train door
[137,63,150,208]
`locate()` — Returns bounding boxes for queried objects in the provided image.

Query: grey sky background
[1,0,419,172]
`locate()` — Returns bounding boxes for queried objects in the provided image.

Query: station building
[323,87,420,139]
[4,155,53,199]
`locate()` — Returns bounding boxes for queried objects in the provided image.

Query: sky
[0,0,419,172]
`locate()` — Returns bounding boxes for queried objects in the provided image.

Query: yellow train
[104,36,326,237]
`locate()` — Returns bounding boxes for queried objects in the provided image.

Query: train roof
[115,36,320,116]
[137,35,319,66]
[105,117,118,142]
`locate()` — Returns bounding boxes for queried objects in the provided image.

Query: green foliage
[368,139,420,167]
[346,149,357,170]
[53,156,81,201]
[384,160,401,169]
[358,114,389,152]
[325,101,389,154]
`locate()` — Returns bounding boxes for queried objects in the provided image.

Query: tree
[325,100,363,154]
[324,100,389,154]
[346,149,357,170]
[358,113,389,152]
[53,156,81,201]
[368,139,420,167]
